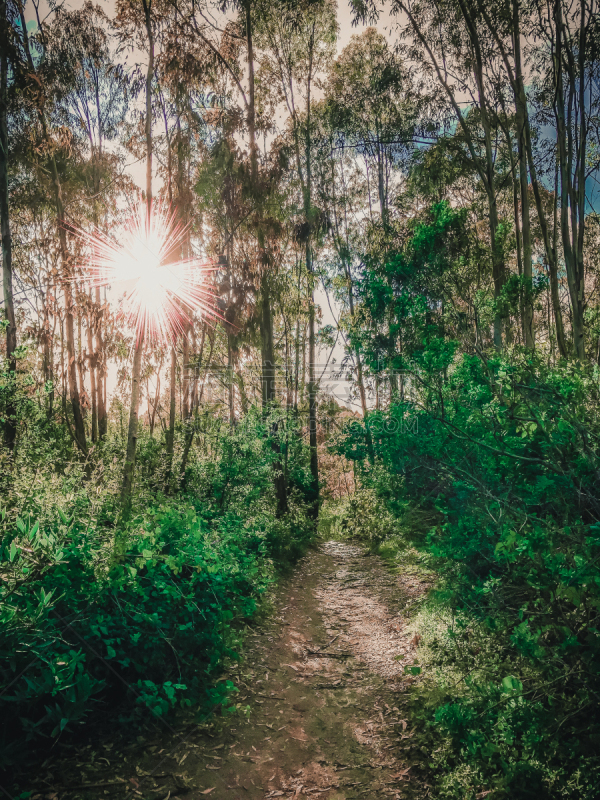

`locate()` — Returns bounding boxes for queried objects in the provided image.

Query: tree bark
[555,0,585,358]
[166,345,176,485]
[120,337,144,510]
[0,7,17,451]
[120,0,153,507]
[512,0,534,348]
[87,301,98,443]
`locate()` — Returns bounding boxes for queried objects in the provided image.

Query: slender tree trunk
[376,131,386,223]
[95,287,107,437]
[304,47,319,518]
[261,278,288,514]
[182,327,190,421]
[77,313,87,430]
[143,1,154,209]
[245,1,288,512]
[510,149,524,344]
[306,242,319,518]
[228,332,235,425]
[513,0,534,348]
[120,2,153,507]
[480,2,567,354]
[555,0,585,358]
[93,77,108,437]
[294,317,301,411]
[87,305,98,443]
[166,345,176,484]
[120,337,144,510]
[245,0,258,185]
[549,147,567,357]
[0,13,17,451]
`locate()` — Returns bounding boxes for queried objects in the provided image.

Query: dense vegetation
[3,0,600,797]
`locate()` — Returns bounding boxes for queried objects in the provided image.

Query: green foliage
[325,486,399,545]
[334,352,600,799]
[0,406,313,767]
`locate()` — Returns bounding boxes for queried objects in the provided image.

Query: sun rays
[76,199,217,344]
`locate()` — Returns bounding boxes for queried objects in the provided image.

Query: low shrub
[334,351,600,799]
[0,408,314,768]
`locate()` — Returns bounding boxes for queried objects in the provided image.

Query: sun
[75,199,217,343]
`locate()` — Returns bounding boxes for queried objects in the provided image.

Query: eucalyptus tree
[115,0,163,506]
[51,2,128,441]
[529,0,600,359]
[308,100,371,417]
[327,28,415,225]
[254,0,338,517]
[8,0,93,454]
[0,0,18,451]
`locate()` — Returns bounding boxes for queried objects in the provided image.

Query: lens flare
[75,199,218,343]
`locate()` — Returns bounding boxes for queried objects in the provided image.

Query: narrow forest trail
[29,543,430,800]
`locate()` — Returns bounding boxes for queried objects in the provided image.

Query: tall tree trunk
[513,0,534,348]
[245,1,288,513]
[121,1,153,507]
[227,332,235,426]
[304,43,319,518]
[60,219,87,454]
[93,74,108,438]
[182,327,190,421]
[0,11,17,451]
[96,287,107,437]
[261,278,288,514]
[549,146,567,357]
[245,0,258,185]
[306,241,319,518]
[376,128,387,224]
[166,345,176,485]
[120,337,144,509]
[77,313,87,430]
[555,0,585,358]
[87,304,98,443]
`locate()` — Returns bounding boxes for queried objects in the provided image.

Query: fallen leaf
[200,788,216,795]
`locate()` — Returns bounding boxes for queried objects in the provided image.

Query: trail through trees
[23,542,429,800]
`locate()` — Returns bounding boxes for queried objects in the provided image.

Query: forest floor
[22,542,431,800]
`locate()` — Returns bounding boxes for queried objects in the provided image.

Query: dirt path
[28,542,429,800]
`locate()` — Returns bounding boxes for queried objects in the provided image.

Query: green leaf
[9,541,17,562]
[501,675,523,693]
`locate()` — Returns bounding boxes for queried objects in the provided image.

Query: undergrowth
[332,352,600,800]
[0,407,314,771]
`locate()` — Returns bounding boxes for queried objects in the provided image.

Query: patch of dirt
[18,542,429,800]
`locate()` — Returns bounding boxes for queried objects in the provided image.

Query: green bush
[335,352,600,799]
[0,406,314,767]
[0,502,272,765]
